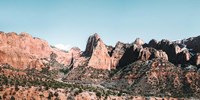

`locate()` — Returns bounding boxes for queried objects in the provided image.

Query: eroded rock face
[1,31,200,70]
[177,49,191,64]
[83,33,100,56]
[106,45,114,56]
[190,53,200,67]
[0,32,81,70]
[106,59,200,98]
[148,39,158,49]
[134,38,144,47]
[138,48,151,61]
[86,34,112,70]
[148,48,168,60]
[118,44,142,68]
[118,45,168,68]
[156,40,181,64]
[185,36,200,53]
[110,41,130,69]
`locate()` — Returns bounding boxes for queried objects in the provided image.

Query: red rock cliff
[0,32,81,70]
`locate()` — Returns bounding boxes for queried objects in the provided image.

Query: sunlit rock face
[83,33,100,57]
[0,32,81,70]
[134,38,144,47]
[84,33,112,70]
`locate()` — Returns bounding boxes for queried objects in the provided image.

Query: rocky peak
[84,33,112,70]
[19,32,32,38]
[133,38,144,46]
[110,41,129,69]
[84,33,101,56]
[148,39,158,49]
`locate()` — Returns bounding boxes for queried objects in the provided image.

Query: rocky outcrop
[190,53,200,67]
[118,42,168,68]
[110,41,130,69]
[1,31,200,70]
[147,37,200,66]
[148,39,158,49]
[138,48,151,61]
[105,59,200,98]
[156,40,181,64]
[0,32,81,70]
[118,44,142,68]
[148,48,168,60]
[133,38,144,47]
[83,33,100,56]
[106,45,114,56]
[184,36,200,53]
[85,34,112,70]
[177,49,190,64]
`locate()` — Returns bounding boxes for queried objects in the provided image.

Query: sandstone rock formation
[105,58,200,98]
[118,42,168,68]
[110,41,130,69]
[0,32,81,70]
[1,31,200,71]
[133,38,144,47]
[85,33,112,70]
[148,48,168,60]
[190,53,200,67]
[83,33,100,56]
[148,39,158,49]
[184,36,200,53]
[177,49,190,64]
[118,44,142,68]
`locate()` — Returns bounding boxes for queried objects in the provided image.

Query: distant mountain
[0,31,200,99]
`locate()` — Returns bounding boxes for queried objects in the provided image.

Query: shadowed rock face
[83,33,100,56]
[118,44,142,68]
[148,39,158,49]
[118,44,168,69]
[184,36,200,53]
[147,38,194,66]
[177,49,191,64]
[110,41,130,69]
[156,40,181,64]
[190,53,200,68]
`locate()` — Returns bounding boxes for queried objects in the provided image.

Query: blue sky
[0,0,200,50]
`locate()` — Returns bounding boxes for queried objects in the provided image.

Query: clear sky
[0,0,200,50]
